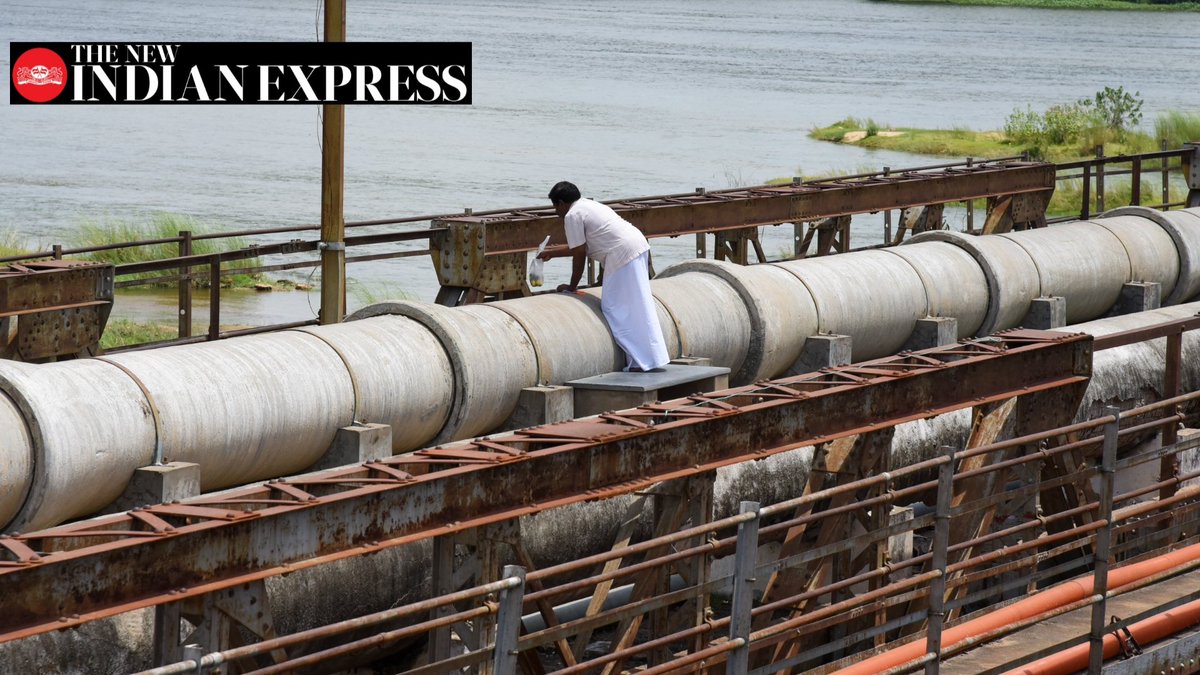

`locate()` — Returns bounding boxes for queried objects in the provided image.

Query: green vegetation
[809,89,1198,165]
[349,280,414,309]
[1156,110,1200,149]
[875,0,1200,10]
[99,318,179,350]
[1047,176,1190,216]
[1001,86,1152,156]
[0,229,28,258]
[72,213,269,289]
[809,117,1020,159]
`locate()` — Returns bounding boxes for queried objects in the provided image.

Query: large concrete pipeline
[7,301,1200,675]
[1,207,1199,533]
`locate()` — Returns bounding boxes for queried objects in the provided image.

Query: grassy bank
[807,117,1191,163]
[99,319,180,350]
[875,0,1200,10]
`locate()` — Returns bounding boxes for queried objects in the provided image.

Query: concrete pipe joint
[485,291,623,386]
[0,359,155,533]
[291,316,454,453]
[647,271,752,376]
[348,301,537,444]
[886,240,989,338]
[1088,214,1180,306]
[1103,206,1200,305]
[909,229,1041,336]
[656,259,817,385]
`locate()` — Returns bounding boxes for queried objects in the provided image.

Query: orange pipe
[831,542,1200,675]
[1008,596,1200,675]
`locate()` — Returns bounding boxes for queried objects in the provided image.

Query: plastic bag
[528,235,551,287]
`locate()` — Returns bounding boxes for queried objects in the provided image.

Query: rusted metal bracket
[0,330,1090,643]
[429,220,531,306]
[0,259,114,362]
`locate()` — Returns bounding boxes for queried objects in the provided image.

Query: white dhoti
[601,251,670,371]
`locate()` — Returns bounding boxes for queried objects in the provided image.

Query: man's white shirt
[564,198,649,272]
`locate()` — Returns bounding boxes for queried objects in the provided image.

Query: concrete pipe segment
[656,259,817,384]
[883,241,989,338]
[487,292,623,384]
[908,229,1044,335]
[0,359,155,532]
[100,332,356,492]
[648,271,752,375]
[1104,206,1200,305]
[1000,222,1135,323]
[773,249,928,360]
[290,317,454,452]
[1088,214,1180,306]
[347,301,537,444]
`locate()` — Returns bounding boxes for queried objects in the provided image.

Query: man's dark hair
[548,181,582,205]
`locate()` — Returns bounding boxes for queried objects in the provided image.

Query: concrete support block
[789,333,851,375]
[1179,428,1200,492]
[1110,281,1162,316]
[110,462,200,512]
[309,423,393,471]
[506,385,574,430]
[903,316,958,351]
[1023,296,1066,330]
[568,365,730,418]
[888,505,915,572]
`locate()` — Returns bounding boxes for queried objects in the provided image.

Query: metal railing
[0,146,1192,352]
[140,318,1200,675]
[1048,140,1192,222]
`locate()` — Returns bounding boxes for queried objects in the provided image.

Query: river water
[3,0,1198,322]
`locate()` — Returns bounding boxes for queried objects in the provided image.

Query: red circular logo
[13,48,68,103]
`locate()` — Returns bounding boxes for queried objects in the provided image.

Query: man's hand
[556,283,577,293]
[536,250,552,261]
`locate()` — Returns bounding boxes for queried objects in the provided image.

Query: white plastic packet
[528,235,551,287]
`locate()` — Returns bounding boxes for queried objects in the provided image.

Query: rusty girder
[432,160,1055,257]
[0,329,1090,643]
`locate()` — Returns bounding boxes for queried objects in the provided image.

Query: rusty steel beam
[0,260,114,361]
[0,330,1090,643]
[433,161,1055,256]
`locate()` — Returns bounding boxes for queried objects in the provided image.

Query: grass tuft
[0,229,29,258]
[1155,111,1200,148]
[72,213,263,288]
[99,319,179,350]
[349,281,415,309]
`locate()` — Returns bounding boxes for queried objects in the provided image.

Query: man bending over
[539,181,670,372]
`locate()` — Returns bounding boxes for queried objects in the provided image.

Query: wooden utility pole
[319,0,346,324]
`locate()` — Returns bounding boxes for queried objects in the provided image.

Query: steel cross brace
[0,330,1091,643]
